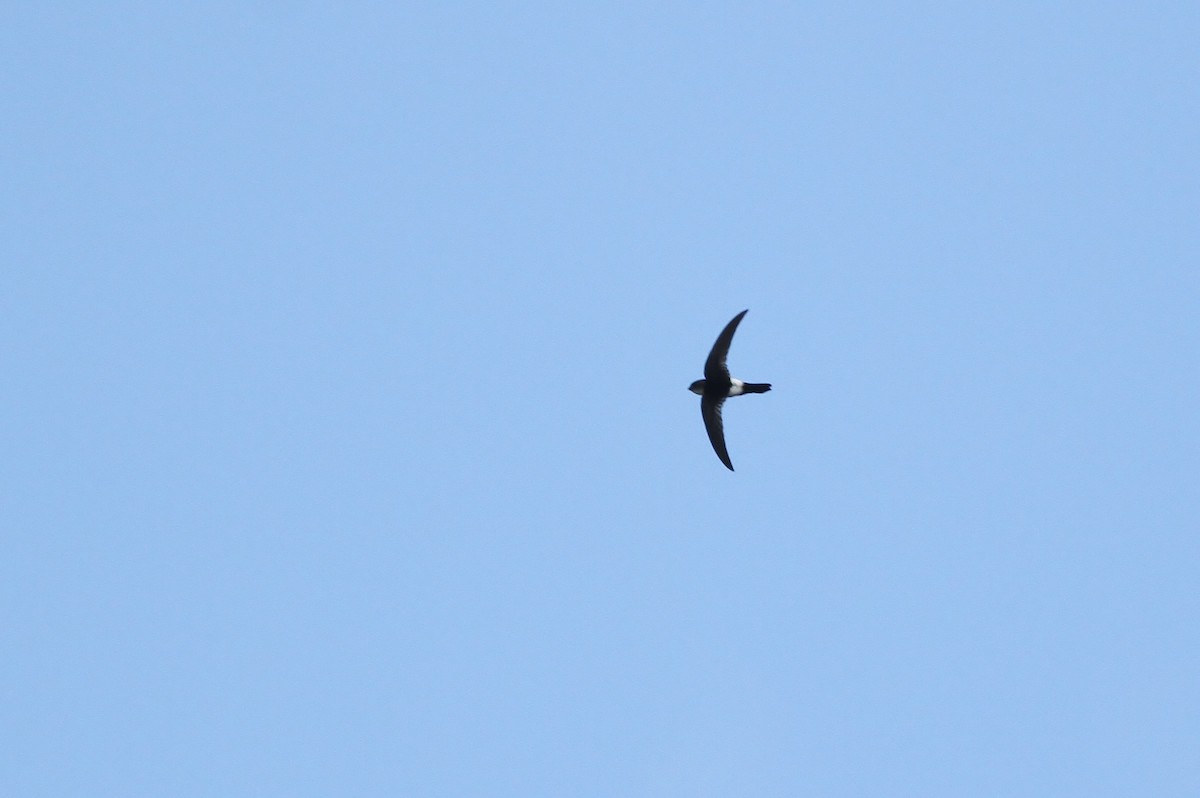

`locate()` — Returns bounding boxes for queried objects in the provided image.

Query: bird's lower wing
[701,397,734,471]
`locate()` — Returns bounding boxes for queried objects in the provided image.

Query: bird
[688,309,771,471]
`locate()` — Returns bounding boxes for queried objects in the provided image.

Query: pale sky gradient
[3,4,1197,796]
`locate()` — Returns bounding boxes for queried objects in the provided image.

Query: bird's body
[689,310,771,471]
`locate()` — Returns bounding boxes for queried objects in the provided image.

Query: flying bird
[689,309,771,471]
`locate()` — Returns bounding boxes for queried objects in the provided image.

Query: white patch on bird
[728,377,745,396]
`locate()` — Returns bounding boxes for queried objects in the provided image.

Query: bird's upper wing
[703,309,749,382]
[701,395,734,471]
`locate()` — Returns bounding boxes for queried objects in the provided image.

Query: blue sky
[3,4,1197,796]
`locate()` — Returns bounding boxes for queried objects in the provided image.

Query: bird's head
[688,379,706,395]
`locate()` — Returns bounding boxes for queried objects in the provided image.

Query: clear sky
[3,4,1197,796]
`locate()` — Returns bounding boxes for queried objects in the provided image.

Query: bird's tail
[742,383,771,393]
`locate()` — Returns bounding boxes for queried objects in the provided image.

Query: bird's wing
[703,309,749,382]
[701,395,734,471]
